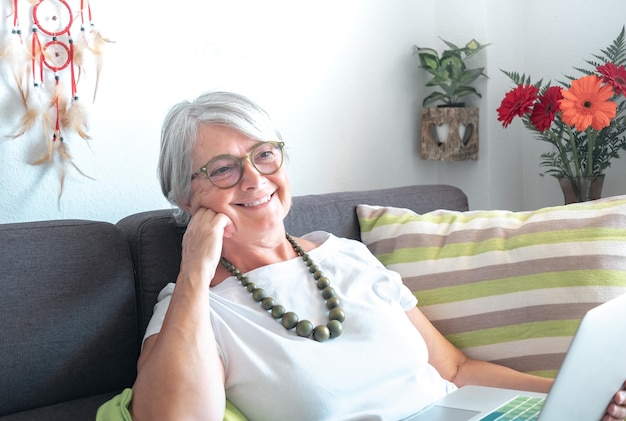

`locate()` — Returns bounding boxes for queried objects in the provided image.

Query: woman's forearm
[453,357,553,393]
[130,275,226,421]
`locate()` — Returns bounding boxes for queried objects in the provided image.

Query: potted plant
[414,38,489,160]
[497,27,626,203]
[414,38,489,107]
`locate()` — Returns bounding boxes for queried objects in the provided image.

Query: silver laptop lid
[538,292,626,420]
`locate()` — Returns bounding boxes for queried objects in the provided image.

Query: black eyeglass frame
[190,141,285,189]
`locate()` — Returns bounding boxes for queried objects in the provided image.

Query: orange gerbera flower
[559,74,617,131]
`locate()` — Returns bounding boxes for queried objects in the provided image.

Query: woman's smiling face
[186,124,292,237]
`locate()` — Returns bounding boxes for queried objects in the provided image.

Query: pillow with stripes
[357,196,626,378]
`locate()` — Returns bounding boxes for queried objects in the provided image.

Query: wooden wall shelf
[420,107,479,161]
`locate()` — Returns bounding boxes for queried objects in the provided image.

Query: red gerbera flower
[529,86,564,132]
[497,84,539,127]
[560,74,617,131]
[597,62,626,96]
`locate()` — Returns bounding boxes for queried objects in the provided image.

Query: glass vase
[558,175,605,204]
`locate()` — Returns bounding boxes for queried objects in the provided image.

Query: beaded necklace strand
[220,233,345,342]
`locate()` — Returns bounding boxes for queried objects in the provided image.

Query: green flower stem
[565,126,582,178]
[585,127,596,177]
[545,128,574,178]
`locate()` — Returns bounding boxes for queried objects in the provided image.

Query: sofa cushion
[0,220,138,416]
[357,196,626,378]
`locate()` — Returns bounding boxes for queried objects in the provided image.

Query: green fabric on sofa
[96,389,247,421]
[357,196,626,378]
[96,389,132,421]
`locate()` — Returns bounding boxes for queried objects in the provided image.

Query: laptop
[405,292,626,421]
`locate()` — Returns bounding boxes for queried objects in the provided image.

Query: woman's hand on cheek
[180,208,235,284]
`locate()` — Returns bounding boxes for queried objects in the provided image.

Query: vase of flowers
[497,27,626,203]
[414,38,488,161]
[558,175,605,204]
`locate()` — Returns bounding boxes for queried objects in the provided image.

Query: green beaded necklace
[220,233,345,342]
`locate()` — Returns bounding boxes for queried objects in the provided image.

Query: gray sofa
[0,185,468,420]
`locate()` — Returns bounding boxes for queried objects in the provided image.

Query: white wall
[1,0,625,223]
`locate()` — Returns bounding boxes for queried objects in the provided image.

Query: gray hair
[158,91,282,225]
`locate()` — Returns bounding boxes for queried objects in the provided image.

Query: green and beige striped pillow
[357,196,626,378]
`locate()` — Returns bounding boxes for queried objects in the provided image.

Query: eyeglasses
[191,141,285,189]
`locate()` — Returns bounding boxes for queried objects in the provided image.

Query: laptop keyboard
[478,395,546,421]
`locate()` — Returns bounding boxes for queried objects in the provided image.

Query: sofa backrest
[285,184,469,239]
[116,184,468,335]
[0,220,138,416]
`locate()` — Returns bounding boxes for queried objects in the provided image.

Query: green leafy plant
[414,38,489,107]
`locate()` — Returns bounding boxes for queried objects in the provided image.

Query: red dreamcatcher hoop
[42,40,71,71]
[32,0,73,37]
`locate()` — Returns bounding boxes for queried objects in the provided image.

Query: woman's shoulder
[301,231,373,258]
[300,231,358,251]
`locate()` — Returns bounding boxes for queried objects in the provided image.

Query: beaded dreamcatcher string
[0,0,111,197]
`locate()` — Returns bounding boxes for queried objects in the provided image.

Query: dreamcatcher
[0,0,111,197]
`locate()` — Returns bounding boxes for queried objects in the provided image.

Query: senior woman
[100,91,626,421]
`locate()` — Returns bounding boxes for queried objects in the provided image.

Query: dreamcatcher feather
[6,84,53,139]
[49,78,67,112]
[30,134,94,204]
[85,28,111,102]
[55,140,96,204]
[62,96,90,140]
[7,107,42,139]
[2,0,109,199]
[0,0,31,108]
[0,39,30,107]
[78,0,112,103]
[71,26,87,82]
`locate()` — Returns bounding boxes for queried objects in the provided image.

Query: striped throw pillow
[357,196,626,378]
